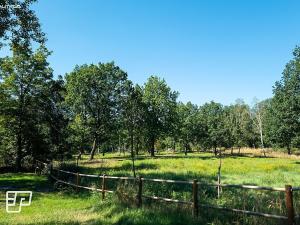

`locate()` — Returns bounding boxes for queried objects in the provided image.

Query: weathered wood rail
[36,161,299,225]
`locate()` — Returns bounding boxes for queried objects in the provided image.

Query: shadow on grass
[1,171,287,225]
[62,161,160,176]
[0,173,51,192]
[78,151,276,166]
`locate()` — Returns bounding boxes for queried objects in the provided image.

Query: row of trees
[0,1,299,171]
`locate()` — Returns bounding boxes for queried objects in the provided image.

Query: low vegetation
[1,151,300,224]
[0,174,217,225]
[73,150,300,187]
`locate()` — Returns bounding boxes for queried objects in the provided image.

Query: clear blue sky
[31,0,300,105]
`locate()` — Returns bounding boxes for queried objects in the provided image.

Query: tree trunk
[217,149,222,198]
[173,140,176,153]
[214,147,217,156]
[231,147,233,155]
[118,135,121,156]
[77,150,83,166]
[16,138,22,172]
[16,107,24,171]
[16,85,24,172]
[135,140,139,156]
[150,138,155,157]
[238,147,241,154]
[185,143,188,156]
[89,138,97,160]
[259,122,266,157]
[287,145,292,155]
[130,132,136,177]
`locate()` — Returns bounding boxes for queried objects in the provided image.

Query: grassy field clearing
[75,151,300,187]
[1,151,300,225]
[0,174,202,225]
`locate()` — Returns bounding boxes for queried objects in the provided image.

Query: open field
[74,150,300,187]
[0,174,203,225]
[1,151,300,225]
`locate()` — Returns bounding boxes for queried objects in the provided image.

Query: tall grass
[2,150,300,225]
[52,151,300,224]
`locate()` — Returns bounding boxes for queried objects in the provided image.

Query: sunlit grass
[0,174,202,225]
[1,150,300,225]
[75,151,300,187]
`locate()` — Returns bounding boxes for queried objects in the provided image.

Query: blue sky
[29,1,300,105]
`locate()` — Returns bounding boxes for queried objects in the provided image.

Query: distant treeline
[0,1,299,171]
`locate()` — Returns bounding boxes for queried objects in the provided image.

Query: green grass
[76,151,300,187]
[1,151,300,224]
[0,173,205,225]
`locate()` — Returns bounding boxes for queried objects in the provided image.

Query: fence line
[198,203,288,220]
[51,168,287,191]
[37,162,299,225]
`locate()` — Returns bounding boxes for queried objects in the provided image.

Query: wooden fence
[35,160,299,225]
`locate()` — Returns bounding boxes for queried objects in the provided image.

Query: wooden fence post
[193,179,198,217]
[102,174,106,200]
[49,163,53,182]
[217,172,221,198]
[137,176,143,207]
[285,185,295,225]
[50,163,53,175]
[34,160,37,174]
[76,173,80,192]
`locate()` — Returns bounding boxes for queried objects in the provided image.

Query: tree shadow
[29,220,104,225]
[84,151,277,162]
[62,161,159,176]
[0,173,51,192]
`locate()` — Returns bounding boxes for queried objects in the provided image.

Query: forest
[0,1,300,172]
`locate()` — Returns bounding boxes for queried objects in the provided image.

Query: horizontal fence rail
[199,203,288,220]
[50,174,114,193]
[143,195,192,205]
[36,163,300,225]
[142,177,193,184]
[52,169,289,191]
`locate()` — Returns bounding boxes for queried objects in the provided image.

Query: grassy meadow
[75,149,300,187]
[0,174,205,225]
[1,150,300,225]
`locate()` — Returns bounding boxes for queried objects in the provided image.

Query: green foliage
[269,46,300,154]
[177,102,200,154]
[1,0,300,170]
[142,76,178,156]
[0,0,45,49]
[65,62,130,159]
[199,101,226,154]
[0,44,66,170]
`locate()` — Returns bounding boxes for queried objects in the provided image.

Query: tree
[251,98,272,156]
[142,76,178,156]
[0,0,45,49]
[43,77,69,160]
[177,102,198,155]
[0,44,55,170]
[271,47,300,154]
[223,105,236,153]
[65,62,129,160]
[122,84,146,176]
[231,99,255,152]
[200,101,226,156]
